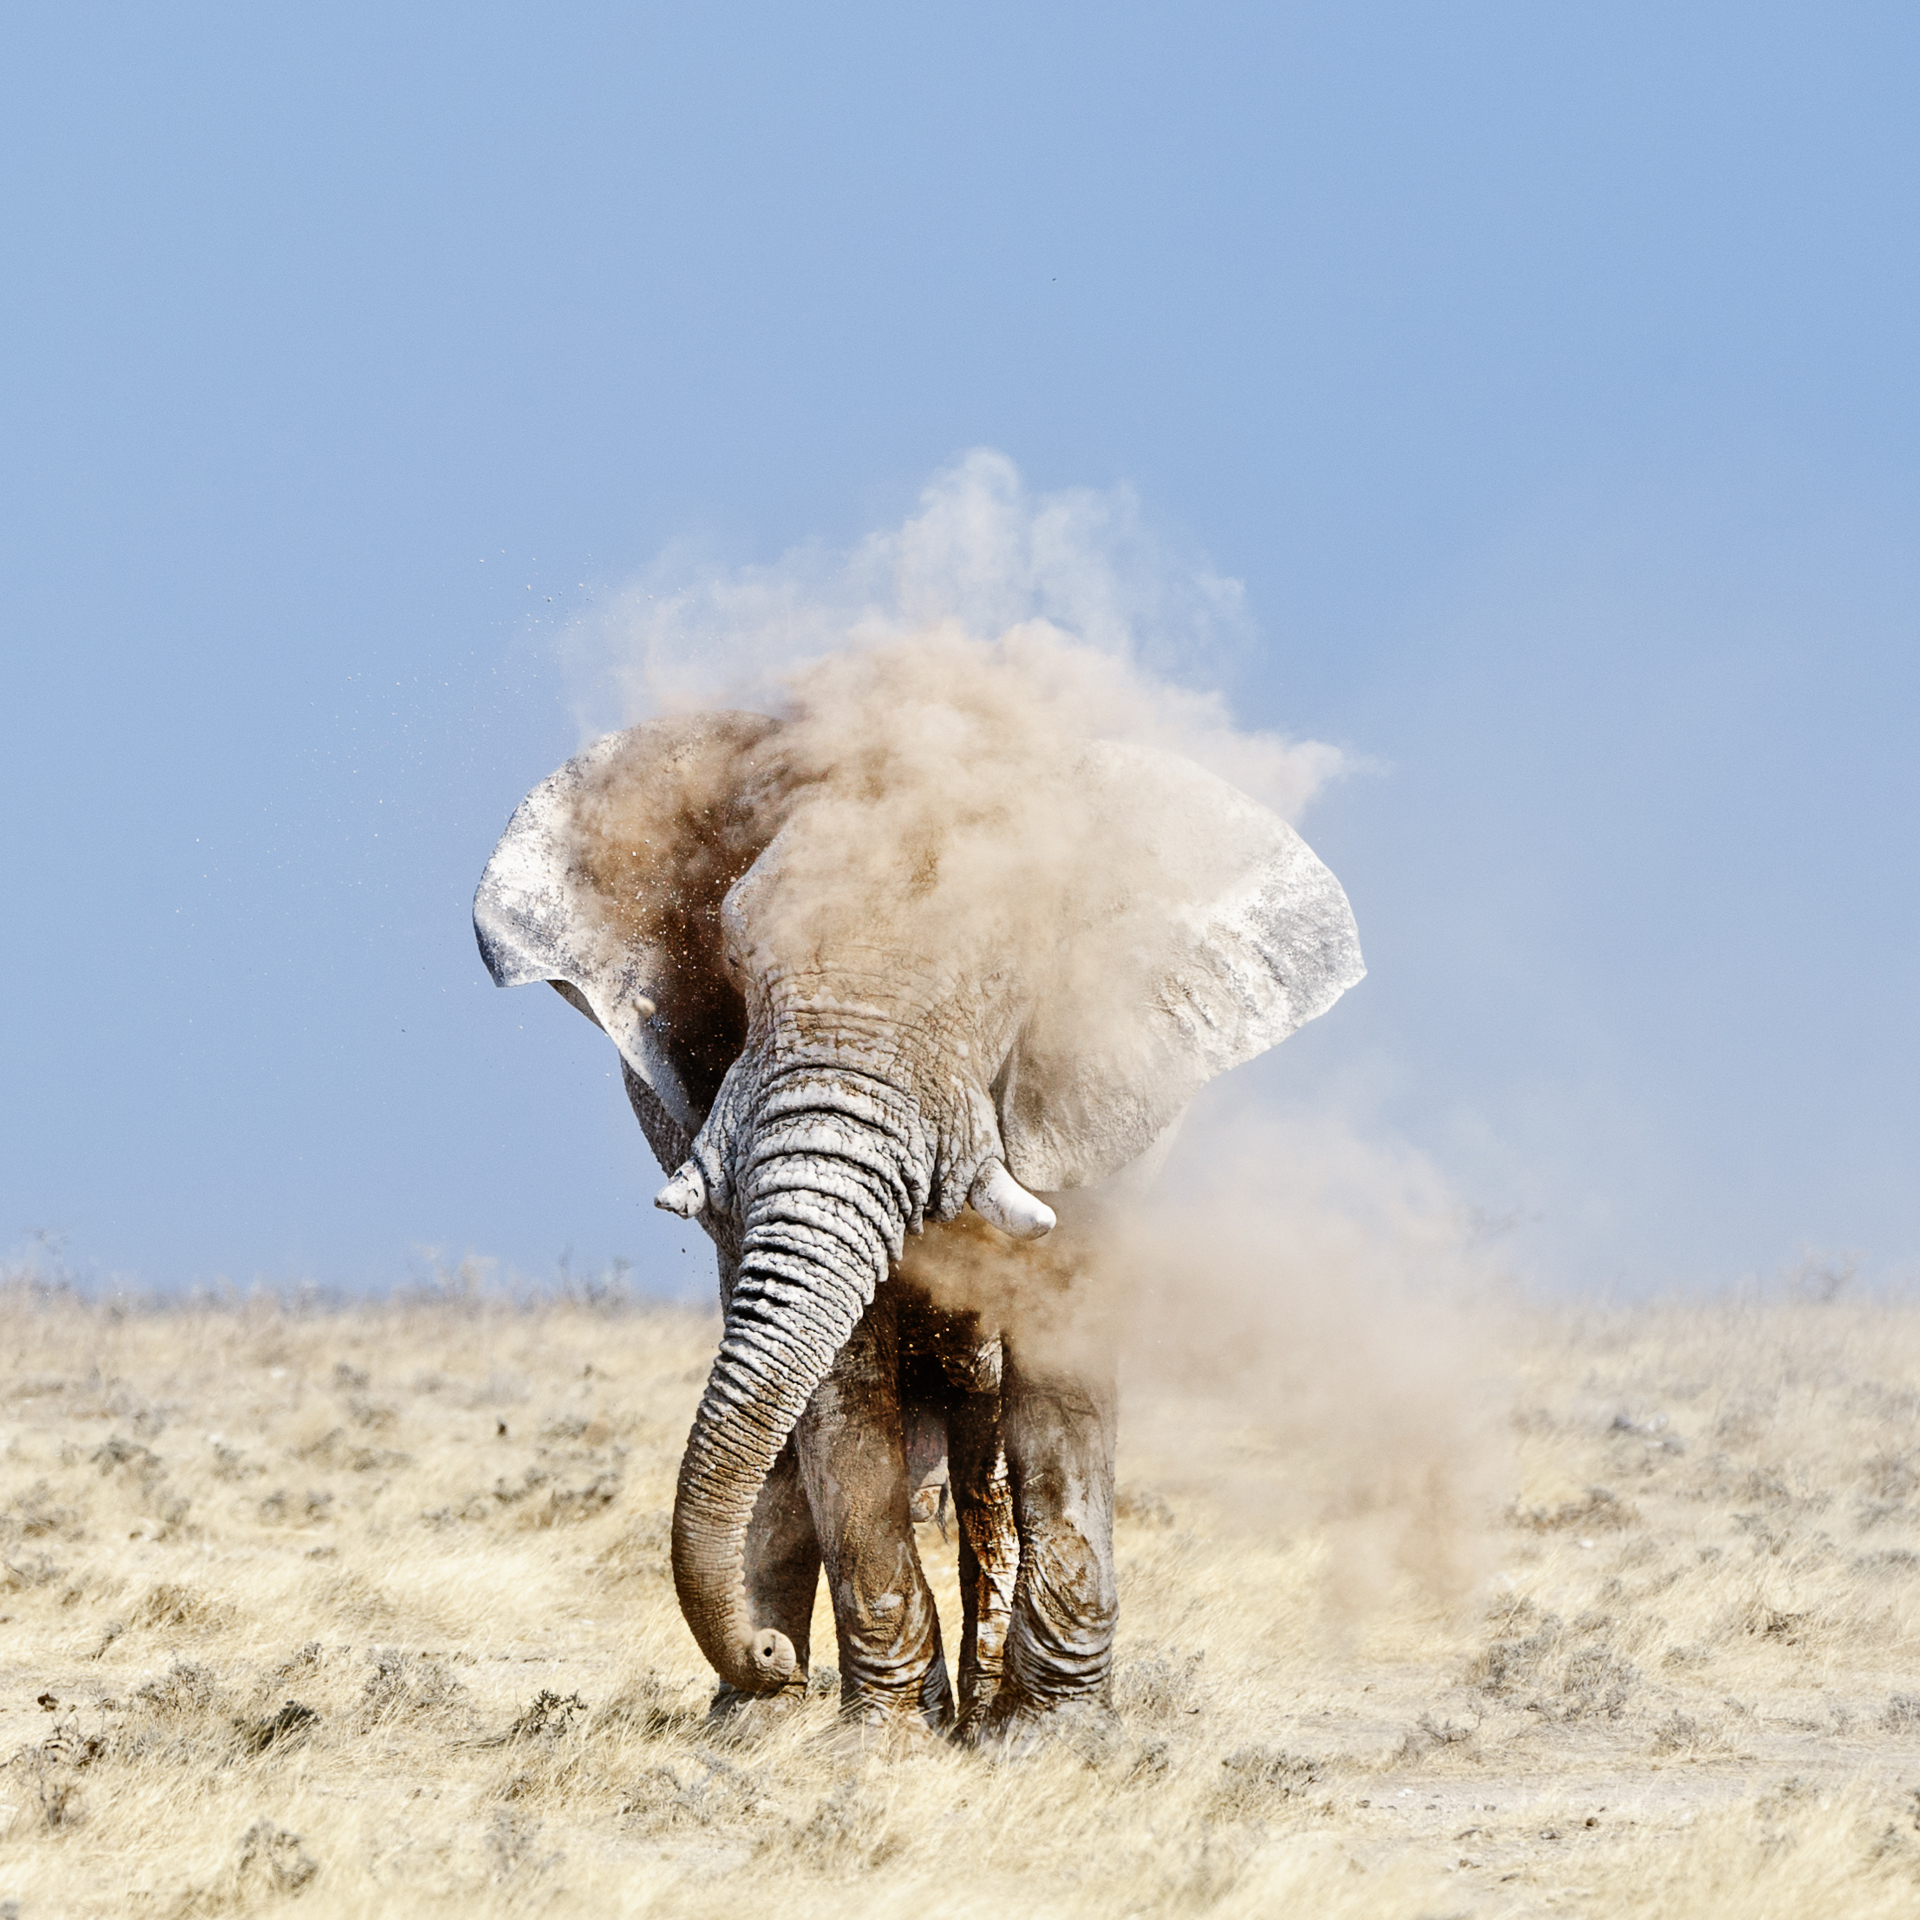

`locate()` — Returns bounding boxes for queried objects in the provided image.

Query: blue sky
[3,3,1915,1294]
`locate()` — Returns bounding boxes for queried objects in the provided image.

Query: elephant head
[474,663,1363,1696]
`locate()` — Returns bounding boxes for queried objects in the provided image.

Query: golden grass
[4,1280,1920,1917]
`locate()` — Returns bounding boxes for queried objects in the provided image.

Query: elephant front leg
[794,1290,954,1731]
[948,1387,1017,1731]
[974,1339,1118,1744]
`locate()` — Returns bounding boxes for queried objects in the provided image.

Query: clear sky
[4,3,1916,1296]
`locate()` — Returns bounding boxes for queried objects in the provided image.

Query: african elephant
[473,677,1362,1742]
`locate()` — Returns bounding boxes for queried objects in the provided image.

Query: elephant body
[475,668,1362,1741]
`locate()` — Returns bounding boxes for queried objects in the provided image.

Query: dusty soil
[3,1282,1919,1916]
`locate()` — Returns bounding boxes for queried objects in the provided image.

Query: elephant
[473,683,1363,1743]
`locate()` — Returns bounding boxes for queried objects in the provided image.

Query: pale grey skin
[474,713,1363,1741]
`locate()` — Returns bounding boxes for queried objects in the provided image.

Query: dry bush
[1,1279,1918,1916]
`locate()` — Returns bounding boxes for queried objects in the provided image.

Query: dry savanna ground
[4,1277,1920,1918]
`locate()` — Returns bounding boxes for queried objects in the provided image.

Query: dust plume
[898,1090,1512,1621]
[564,449,1508,1613]
[565,449,1347,819]
[1102,1099,1512,1616]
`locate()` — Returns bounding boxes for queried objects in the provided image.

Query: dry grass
[4,1278,1920,1916]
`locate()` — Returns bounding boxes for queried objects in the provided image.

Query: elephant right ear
[473,712,790,1135]
[993,740,1365,1192]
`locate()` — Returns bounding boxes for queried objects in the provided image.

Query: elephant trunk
[671,1071,927,1693]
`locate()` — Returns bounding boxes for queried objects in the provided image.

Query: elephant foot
[956,1690,1122,1762]
[832,1674,953,1744]
[705,1674,810,1735]
[814,1703,946,1762]
[833,1643,955,1739]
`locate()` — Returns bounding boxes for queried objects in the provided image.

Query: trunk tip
[749,1627,797,1689]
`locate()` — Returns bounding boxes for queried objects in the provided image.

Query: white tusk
[968,1162,1056,1241]
[654,1162,707,1219]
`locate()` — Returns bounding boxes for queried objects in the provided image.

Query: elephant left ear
[472,712,786,1136]
[996,741,1365,1192]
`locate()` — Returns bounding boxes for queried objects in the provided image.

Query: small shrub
[360,1649,466,1725]
[493,1690,588,1744]
[5,1481,78,1539]
[1880,1693,1920,1732]
[1742,1602,1811,1644]
[1396,1709,1482,1760]
[131,1659,222,1716]
[210,1442,259,1481]
[2,1553,65,1590]
[1863,1450,1920,1501]
[622,1756,768,1838]
[1509,1487,1640,1534]
[486,1807,558,1880]
[525,1471,623,1528]
[91,1435,161,1476]
[794,1774,904,1870]
[133,1582,230,1632]
[236,1819,318,1893]
[1556,1646,1638,1721]
[1114,1647,1209,1725]
[1212,1746,1324,1817]
[34,1720,107,1771]
[32,1767,83,1829]
[239,1700,320,1754]
[1651,1710,1731,1756]
[1472,1614,1562,1695]
[272,1641,324,1679]
[592,1671,700,1738]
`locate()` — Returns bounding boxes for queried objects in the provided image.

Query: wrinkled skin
[475,706,1363,1742]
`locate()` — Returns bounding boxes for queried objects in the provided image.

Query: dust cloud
[562,449,1511,1615]
[564,449,1347,821]
[1102,1099,1512,1615]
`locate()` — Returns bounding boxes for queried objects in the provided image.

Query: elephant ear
[995,741,1364,1191]
[473,712,789,1135]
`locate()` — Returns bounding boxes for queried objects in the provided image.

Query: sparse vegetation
[2,1279,1919,1915]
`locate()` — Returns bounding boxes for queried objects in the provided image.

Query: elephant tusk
[654,1162,708,1219]
[968,1162,1056,1241]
